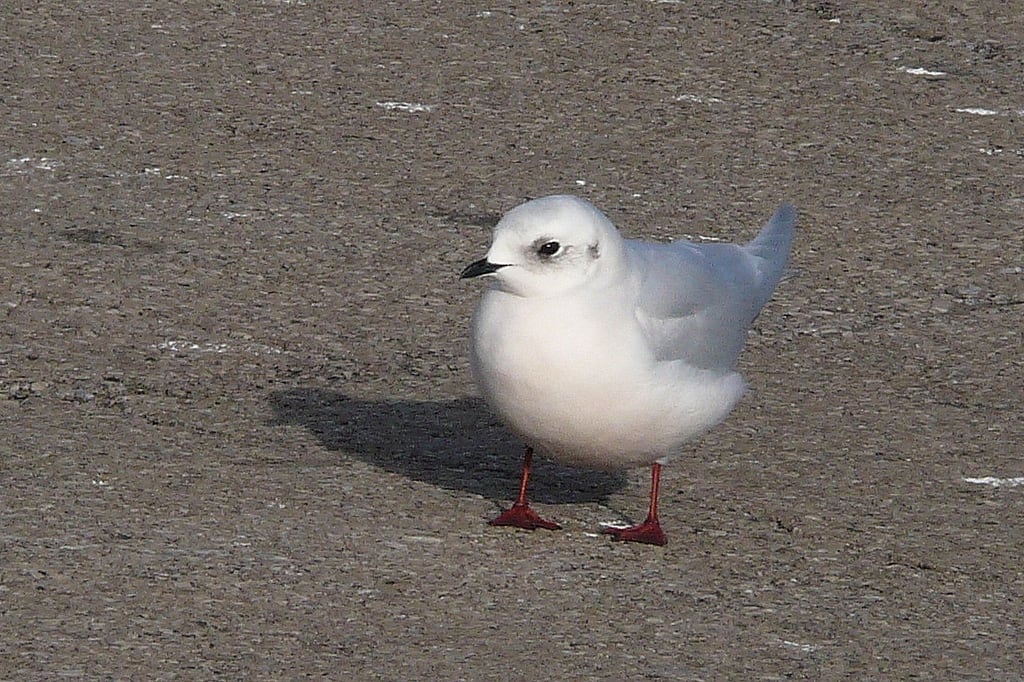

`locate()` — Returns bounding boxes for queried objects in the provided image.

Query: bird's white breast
[470,288,746,469]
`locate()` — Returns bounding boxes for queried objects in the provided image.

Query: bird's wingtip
[774,202,797,224]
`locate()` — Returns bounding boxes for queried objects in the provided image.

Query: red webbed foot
[602,518,667,546]
[490,503,561,531]
[490,447,562,532]
[602,462,668,545]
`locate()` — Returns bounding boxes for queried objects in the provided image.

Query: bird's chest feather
[470,291,647,422]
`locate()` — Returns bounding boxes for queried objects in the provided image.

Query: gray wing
[630,204,796,370]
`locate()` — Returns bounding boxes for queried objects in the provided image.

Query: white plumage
[462,195,795,544]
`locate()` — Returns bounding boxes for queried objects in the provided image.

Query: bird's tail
[746,203,796,308]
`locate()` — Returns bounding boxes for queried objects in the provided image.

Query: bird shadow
[267,388,626,504]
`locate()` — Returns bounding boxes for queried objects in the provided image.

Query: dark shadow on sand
[268,388,626,505]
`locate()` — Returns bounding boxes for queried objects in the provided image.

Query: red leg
[603,463,668,546]
[490,447,561,531]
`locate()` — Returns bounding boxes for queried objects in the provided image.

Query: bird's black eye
[537,241,560,257]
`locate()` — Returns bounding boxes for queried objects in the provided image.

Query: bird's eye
[537,241,560,257]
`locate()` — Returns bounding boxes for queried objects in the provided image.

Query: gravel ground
[2,2,1023,679]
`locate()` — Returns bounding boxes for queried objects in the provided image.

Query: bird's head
[460,195,625,298]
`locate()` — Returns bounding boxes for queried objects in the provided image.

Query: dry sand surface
[3,2,1023,679]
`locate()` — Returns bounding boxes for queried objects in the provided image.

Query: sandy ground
[3,1,1023,679]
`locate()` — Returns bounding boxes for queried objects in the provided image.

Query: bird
[461,195,795,545]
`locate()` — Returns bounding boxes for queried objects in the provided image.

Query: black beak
[460,258,508,279]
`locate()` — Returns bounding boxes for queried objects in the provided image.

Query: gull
[461,195,795,545]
